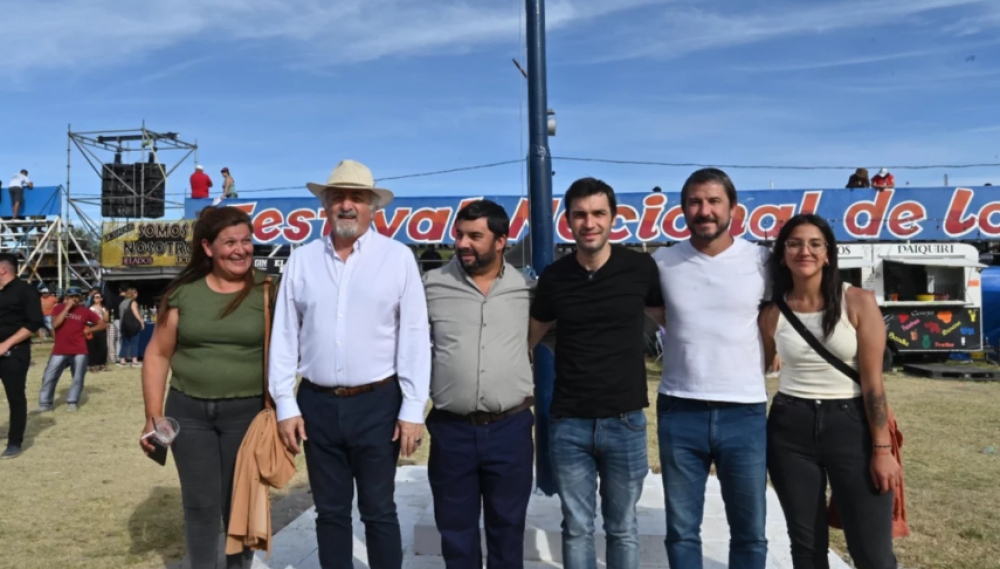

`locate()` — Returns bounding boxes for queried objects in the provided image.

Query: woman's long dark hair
[770,214,843,339]
[159,206,258,318]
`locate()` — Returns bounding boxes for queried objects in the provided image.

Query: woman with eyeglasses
[87,292,110,372]
[759,214,900,569]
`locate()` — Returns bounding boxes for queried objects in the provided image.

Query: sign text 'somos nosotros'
[101,220,195,268]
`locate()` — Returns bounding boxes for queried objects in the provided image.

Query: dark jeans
[298,379,403,569]
[88,330,108,365]
[166,388,262,569]
[550,411,649,569]
[0,343,31,446]
[657,395,768,569]
[427,408,534,569]
[767,393,897,569]
[39,354,88,407]
[120,332,141,359]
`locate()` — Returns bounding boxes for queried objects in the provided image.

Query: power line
[553,156,1000,171]
[72,156,1000,200]
[375,160,525,182]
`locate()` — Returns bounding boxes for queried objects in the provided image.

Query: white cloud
[0,0,670,77]
[5,0,997,78]
[595,0,997,62]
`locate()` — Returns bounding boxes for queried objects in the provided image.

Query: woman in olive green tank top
[139,206,268,569]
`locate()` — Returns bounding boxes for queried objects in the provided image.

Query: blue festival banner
[186,186,1000,246]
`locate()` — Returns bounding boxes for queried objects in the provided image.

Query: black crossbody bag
[775,296,861,385]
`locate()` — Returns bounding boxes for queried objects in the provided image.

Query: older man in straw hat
[269,159,431,568]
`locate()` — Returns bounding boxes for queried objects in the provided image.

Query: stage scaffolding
[5,123,199,292]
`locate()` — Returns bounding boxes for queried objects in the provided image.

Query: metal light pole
[526,0,557,496]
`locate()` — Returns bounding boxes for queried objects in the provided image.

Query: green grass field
[1,352,998,568]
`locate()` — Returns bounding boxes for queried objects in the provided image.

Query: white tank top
[776,284,862,399]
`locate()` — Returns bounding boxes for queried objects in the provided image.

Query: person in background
[872,168,895,191]
[87,291,110,372]
[0,253,45,459]
[650,168,771,569]
[118,287,145,367]
[38,287,57,342]
[846,168,870,189]
[529,178,663,569]
[423,200,536,569]
[221,167,237,199]
[190,165,213,199]
[270,159,431,569]
[760,214,900,569]
[7,170,33,232]
[37,287,106,412]
[419,245,444,273]
[106,284,124,366]
[141,206,267,569]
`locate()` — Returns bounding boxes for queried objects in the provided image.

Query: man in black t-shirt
[529,178,662,569]
[0,253,45,459]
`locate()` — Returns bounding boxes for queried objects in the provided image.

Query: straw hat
[307,160,393,208]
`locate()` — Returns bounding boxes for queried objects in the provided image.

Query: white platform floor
[249,466,848,569]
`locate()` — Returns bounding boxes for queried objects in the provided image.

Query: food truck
[838,242,985,354]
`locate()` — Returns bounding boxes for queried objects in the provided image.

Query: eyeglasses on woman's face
[785,239,827,254]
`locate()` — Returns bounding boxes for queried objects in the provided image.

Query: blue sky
[2,0,999,221]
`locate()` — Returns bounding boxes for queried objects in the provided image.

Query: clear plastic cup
[152,417,180,445]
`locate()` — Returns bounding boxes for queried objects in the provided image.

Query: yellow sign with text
[101,220,194,268]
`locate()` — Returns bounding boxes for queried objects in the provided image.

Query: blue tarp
[981,266,1000,349]
[0,185,62,217]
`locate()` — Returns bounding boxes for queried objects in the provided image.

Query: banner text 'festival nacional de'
[186,186,1000,246]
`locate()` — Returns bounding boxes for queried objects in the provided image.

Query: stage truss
[5,123,199,291]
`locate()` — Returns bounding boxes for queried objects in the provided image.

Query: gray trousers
[39,354,88,407]
[166,388,262,569]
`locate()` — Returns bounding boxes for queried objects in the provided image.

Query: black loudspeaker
[101,162,166,219]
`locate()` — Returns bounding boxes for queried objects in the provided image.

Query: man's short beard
[689,217,732,241]
[334,220,359,238]
[460,248,497,274]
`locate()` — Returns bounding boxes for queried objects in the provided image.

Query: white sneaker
[131,362,143,368]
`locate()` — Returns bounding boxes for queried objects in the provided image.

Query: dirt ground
[1,352,998,569]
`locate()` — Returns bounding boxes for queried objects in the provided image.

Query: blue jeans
[657,394,768,569]
[550,411,648,569]
[38,354,88,407]
[120,333,140,360]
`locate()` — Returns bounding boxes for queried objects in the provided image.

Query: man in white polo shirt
[651,168,770,569]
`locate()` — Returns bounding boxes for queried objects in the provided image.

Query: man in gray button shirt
[423,199,535,569]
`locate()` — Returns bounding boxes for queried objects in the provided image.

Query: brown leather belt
[438,396,535,426]
[303,375,397,397]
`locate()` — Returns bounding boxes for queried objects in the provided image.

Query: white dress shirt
[268,229,431,423]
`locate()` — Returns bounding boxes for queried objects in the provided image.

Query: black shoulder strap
[776,297,862,386]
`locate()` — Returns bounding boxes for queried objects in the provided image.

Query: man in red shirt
[190,165,213,199]
[872,167,895,191]
[36,287,106,412]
